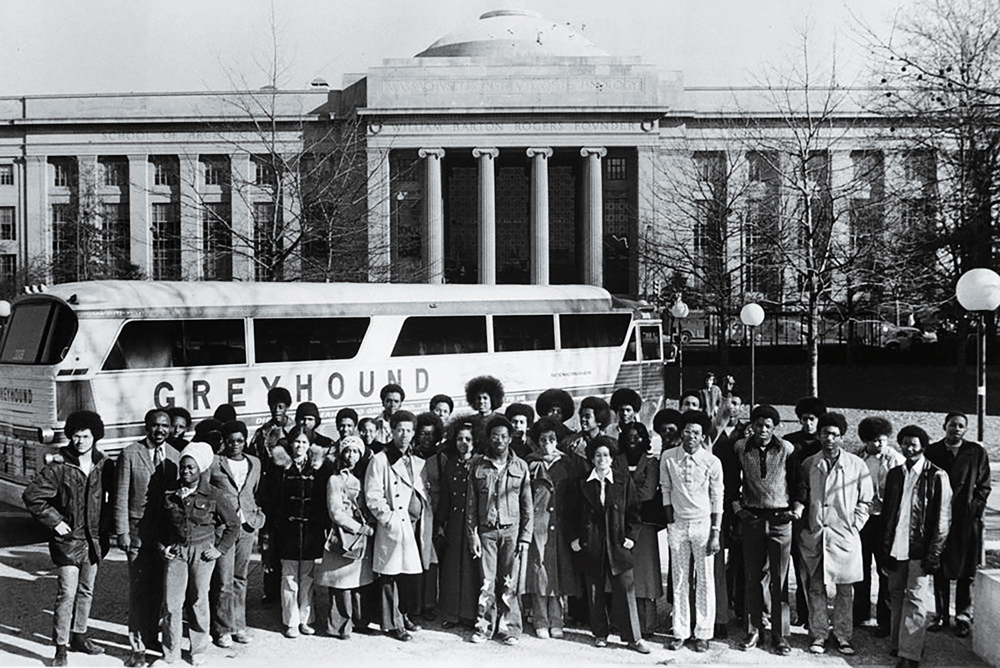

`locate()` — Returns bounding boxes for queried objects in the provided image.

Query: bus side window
[639,325,662,361]
[559,313,632,349]
[103,319,245,370]
[391,316,487,357]
[493,315,555,352]
[254,317,370,363]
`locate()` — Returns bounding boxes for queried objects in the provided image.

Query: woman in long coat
[925,411,992,634]
[317,436,375,638]
[434,420,479,627]
[618,422,664,637]
[524,418,585,638]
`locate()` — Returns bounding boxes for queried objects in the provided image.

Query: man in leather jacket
[881,425,952,668]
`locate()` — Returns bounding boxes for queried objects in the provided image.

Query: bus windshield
[0,299,78,364]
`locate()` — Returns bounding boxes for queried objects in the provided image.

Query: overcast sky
[0,0,905,96]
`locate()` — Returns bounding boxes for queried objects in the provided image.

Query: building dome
[416,9,609,58]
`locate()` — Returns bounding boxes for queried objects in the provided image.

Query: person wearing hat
[296,401,334,454]
[209,421,266,648]
[23,410,114,667]
[157,442,238,666]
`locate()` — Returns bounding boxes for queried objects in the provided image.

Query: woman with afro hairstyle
[465,375,505,453]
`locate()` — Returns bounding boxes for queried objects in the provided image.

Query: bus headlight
[38,427,56,444]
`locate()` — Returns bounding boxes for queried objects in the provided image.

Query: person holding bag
[317,436,376,638]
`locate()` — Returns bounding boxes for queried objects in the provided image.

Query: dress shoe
[809,639,826,654]
[402,616,421,633]
[69,633,104,655]
[693,639,710,653]
[282,626,299,639]
[955,620,971,638]
[298,624,315,636]
[593,637,608,648]
[214,635,233,649]
[666,637,685,651]
[773,636,792,656]
[501,635,519,646]
[838,639,856,655]
[389,629,413,642]
[629,640,651,654]
[52,645,68,667]
[738,631,759,651]
[470,632,488,644]
[550,627,564,639]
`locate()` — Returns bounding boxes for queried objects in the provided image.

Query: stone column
[580,147,607,287]
[527,147,552,285]
[367,147,392,282]
[419,148,445,284]
[127,154,151,277]
[24,156,50,278]
[229,152,254,281]
[178,154,201,280]
[473,147,499,285]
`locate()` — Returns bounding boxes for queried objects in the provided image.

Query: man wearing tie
[114,409,179,666]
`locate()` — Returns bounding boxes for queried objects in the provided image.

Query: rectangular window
[0,299,77,365]
[0,254,15,287]
[0,207,14,241]
[151,203,180,280]
[153,159,178,186]
[99,158,127,187]
[203,157,229,186]
[103,319,245,370]
[904,150,936,184]
[559,313,632,349]
[254,317,370,363]
[100,203,130,270]
[253,202,281,281]
[391,315,487,356]
[606,156,627,181]
[0,164,13,186]
[203,202,232,281]
[52,160,71,188]
[639,324,662,361]
[254,157,277,186]
[493,315,555,352]
[51,204,75,275]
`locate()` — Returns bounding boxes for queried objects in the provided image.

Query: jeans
[126,544,164,652]
[668,518,715,640]
[741,511,791,640]
[533,595,565,630]
[53,562,98,646]
[211,526,255,638]
[327,588,364,635]
[162,543,216,663]
[806,555,853,643]
[475,526,522,639]
[889,559,934,662]
[280,559,316,628]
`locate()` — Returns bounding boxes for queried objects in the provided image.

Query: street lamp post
[955,268,1000,441]
[670,299,689,398]
[740,302,766,408]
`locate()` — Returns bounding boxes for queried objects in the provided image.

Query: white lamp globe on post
[740,302,766,408]
[669,299,689,398]
[956,268,1000,441]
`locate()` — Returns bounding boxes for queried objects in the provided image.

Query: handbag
[325,525,367,560]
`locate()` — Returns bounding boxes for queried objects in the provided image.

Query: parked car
[882,325,937,350]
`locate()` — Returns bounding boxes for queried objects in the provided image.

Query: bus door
[616,319,665,423]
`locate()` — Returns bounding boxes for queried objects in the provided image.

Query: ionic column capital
[472,147,499,160]
[580,147,608,159]
[418,148,445,160]
[526,147,553,160]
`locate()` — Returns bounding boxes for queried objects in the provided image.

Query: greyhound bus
[0,281,664,503]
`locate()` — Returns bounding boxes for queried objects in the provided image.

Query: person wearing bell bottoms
[23,410,114,667]
[660,411,723,653]
[157,442,238,666]
[209,420,265,648]
[925,411,991,638]
[523,417,585,639]
[570,436,650,654]
[734,404,803,657]
[883,425,952,668]
[466,415,532,646]
[712,393,750,631]
[798,412,873,656]
[115,408,179,666]
[854,416,905,637]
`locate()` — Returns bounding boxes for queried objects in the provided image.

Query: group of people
[21,371,991,668]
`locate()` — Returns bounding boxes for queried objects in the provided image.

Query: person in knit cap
[24,410,114,666]
[296,401,334,453]
[157,441,238,666]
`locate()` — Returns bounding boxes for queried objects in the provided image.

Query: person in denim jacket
[157,442,238,666]
[466,415,533,645]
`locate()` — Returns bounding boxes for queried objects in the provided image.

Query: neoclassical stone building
[0,9,933,304]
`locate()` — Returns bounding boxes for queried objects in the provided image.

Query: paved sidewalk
[0,504,991,668]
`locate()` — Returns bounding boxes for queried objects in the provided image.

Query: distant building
[0,9,936,306]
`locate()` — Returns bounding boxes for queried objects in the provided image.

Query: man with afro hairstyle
[608,388,642,440]
[465,375,505,453]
